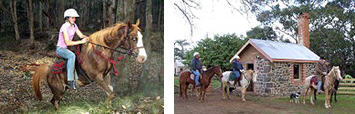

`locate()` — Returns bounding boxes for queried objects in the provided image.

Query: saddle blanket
[310,76,317,85]
[190,72,202,80]
[52,59,66,74]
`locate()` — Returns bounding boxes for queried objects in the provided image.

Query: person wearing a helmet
[231,55,244,86]
[191,52,203,87]
[56,8,89,89]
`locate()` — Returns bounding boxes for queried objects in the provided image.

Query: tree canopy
[184,34,247,71]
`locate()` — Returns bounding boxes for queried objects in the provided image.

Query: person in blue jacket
[191,52,203,86]
[231,55,244,86]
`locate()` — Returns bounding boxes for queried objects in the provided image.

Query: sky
[166,0,261,49]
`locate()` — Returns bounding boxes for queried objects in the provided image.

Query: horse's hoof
[242,99,246,102]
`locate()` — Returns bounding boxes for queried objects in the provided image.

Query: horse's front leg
[96,74,115,106]
[241,86,247,102]
[310,89,315,105]
[222,82,226,100]
[325,90,331,108]
[226,83,231,100]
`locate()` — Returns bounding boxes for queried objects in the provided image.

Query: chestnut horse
[32,20,147,110]
[179,66,223,101]
[302,66,343,108]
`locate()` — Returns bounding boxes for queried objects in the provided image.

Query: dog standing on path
[290,92,301,103]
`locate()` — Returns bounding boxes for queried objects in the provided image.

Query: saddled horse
[221,70,258,101]
[302,66,343,108]
[32,20,147,110]
[179,66,223,101]
[314,79,340,103]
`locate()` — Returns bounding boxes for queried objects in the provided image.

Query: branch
[0,1,11,15]
[174,3,194,36]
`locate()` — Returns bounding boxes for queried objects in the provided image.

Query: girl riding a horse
[56,9,89,89]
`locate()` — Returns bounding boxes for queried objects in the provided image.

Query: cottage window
[293,64,300,79]
[247,63,254,70]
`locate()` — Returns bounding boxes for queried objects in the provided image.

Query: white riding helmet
[230,55,240,63]
[193,52,200,57]
[64,9,80,18]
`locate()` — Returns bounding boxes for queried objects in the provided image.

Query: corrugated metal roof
[235,39,320,62]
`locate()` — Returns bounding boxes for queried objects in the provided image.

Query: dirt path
[175,89,317,114]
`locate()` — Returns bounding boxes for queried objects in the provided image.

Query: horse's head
[214,66,223,78]
[252,70,259,82]
[332,66,343,81]
[122,19,147,63]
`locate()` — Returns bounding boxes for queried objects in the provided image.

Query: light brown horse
[32,20,147,110]
[302,66,343,108]
[179,66,223,101]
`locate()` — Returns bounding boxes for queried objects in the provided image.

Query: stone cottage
[230,39,320,96]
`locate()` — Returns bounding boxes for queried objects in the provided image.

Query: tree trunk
[45,0,50,29]
[27,0,34,43]
[108,0,115,26]
[115,0,121,23]
[39,1,43,32]
[58,0,64,29]
[10,0,20,40]
[145,0,152,32]
[102,0,106,28]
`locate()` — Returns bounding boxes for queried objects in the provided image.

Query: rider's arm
[191,59,196,71]
[63,28,87,46]
[76,29,88,39]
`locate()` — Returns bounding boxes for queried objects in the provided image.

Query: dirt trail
[175,89,305,114]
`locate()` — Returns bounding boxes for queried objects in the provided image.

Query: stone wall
[254,57,316,96]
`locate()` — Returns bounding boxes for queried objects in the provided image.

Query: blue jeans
[233,70,241,79]
[192,70,200,86]
[317,81,322,92]
[56,47,76,81]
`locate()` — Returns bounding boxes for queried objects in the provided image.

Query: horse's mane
[205,66,218,74]
[87,23,127,51]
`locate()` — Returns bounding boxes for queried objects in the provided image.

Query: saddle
[53,45,92,83]
[310,76,325,91]
[189,71,203,81]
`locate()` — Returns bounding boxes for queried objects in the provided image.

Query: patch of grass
[174,76,179,87]
[275,94,355,113]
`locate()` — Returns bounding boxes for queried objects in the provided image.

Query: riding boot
[68,81,77,90]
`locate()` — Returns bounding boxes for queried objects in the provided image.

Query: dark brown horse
[179,66,222,101]
[32,20,147,110]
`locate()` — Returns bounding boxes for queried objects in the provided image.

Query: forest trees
[0,0,164,43]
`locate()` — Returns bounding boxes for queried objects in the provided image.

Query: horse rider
[191,52,203,87]
[231,55,244,86]
[56,9,89,89]
[315,57,330,94]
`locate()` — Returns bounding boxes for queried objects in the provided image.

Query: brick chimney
[297,13,310,48]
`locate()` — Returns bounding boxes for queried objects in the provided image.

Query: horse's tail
[32,64,50,100]
[179,83,182,96]
[20,63,41,71]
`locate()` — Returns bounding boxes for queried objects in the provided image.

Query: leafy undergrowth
[30,93,164,114]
